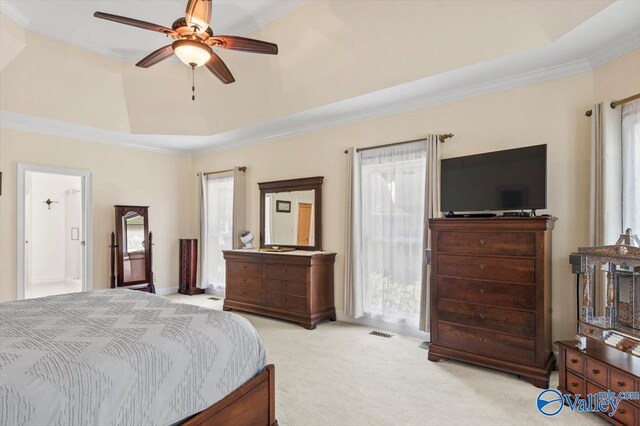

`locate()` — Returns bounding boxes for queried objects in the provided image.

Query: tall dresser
[222,249,336,329]
[427,217,556,388]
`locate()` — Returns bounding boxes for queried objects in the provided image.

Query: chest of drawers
[427,218,556,388]
[222,250,336,329]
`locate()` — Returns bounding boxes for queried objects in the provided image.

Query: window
[359,142,427,326]
[622,99,640,233]
[202,173,234,295]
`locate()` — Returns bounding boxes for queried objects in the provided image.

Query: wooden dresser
[222,249,336,329]
[428,217,556,388]
[558,340,640,425]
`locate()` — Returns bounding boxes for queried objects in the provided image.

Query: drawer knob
[243,292,247,295]
[479,314,486,320]
[618,381,625,387]
[479,264,487,270]
[571,382,578,388]
[480,239,487,246]
[282,284,288,288]
[480,289,486,295]
[592,369,600,375]
[619,408,626,414]
[570,359,578,364]
[479,337,485,343]
[283,298,288,302]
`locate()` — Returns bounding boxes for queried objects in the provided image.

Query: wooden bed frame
[181,364,276,426]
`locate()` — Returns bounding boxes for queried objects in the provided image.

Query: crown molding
[0,111,186,155]
[0,0,29,27]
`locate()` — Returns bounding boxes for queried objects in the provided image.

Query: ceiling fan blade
[94,12,176,36]
[185,0,212,31]
[205,52,235,84]
[212,36,278,55]
[136,45,175,68]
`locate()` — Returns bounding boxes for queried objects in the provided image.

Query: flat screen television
[441,144,547,213]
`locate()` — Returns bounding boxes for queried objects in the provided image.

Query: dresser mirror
[110,205,155,293]
[259,177,323,251]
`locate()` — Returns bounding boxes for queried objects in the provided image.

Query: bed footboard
[181,364,276,426]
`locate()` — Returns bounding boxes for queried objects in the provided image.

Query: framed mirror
[259,177,323,251]
[111,205,155,293]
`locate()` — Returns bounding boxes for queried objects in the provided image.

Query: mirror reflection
[123,212,145,282]
[264,190,315,246]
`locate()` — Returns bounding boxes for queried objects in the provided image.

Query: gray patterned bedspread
[0,290,267,426]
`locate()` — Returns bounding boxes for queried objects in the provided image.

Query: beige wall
[192,49,640,342]
[0,130,193,301]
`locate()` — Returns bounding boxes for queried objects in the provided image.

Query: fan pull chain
[191,66,196,101]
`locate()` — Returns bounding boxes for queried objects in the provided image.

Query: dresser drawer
[611,369,636,394]
[565,349,585,375]
[438,231,535,257]
[437,322,535,364]
[227,274,263,290]
[226,287,264,304]
[264,265,308,283]
[437,277,535,310]
[227,261,263,278]
[587,382,636,426]
[264,279,307,297]
[437,299,535,337]
[566,371,585,396]
[586,358,608,387]
[265,293,308,313]
[438,255,535,283]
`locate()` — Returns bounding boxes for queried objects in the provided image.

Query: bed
[0,289,276,426]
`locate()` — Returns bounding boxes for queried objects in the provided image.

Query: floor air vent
[208,296,222,301]
[369,330,394,338]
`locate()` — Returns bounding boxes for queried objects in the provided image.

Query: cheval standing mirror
[110,205,155,293]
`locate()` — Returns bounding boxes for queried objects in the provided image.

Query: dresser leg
[223,306,232,311]
[329,315,337,321]
[303,323,317,330]
[521,375,549,389]
[427,352,448,362]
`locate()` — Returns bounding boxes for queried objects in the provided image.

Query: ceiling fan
[94,0,278,91]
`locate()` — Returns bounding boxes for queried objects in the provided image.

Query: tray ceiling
[2,0,307,60]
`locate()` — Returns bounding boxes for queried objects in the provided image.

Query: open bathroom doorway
[17,164,92,299]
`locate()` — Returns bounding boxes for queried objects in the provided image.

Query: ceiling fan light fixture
[172,40,212,67]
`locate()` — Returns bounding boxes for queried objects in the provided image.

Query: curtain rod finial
[439,133,454,143]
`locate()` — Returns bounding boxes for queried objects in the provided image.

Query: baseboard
[156,287,179,296]
[30,275,65,284]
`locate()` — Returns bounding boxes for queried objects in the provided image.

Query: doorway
[17,164,92,299]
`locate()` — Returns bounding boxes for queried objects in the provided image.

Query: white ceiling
[1,0,307,60]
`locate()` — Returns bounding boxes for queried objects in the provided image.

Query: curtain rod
[585,92,640,117]
[343,133,453,154]
[197,166,246,176]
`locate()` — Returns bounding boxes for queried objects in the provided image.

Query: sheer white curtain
[200,172,234,296]
[622,99,640,233]
[359,141,427,326]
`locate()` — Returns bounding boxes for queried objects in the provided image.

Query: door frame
[16,163,93,299]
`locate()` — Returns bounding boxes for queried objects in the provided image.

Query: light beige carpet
[167,294,604,425]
